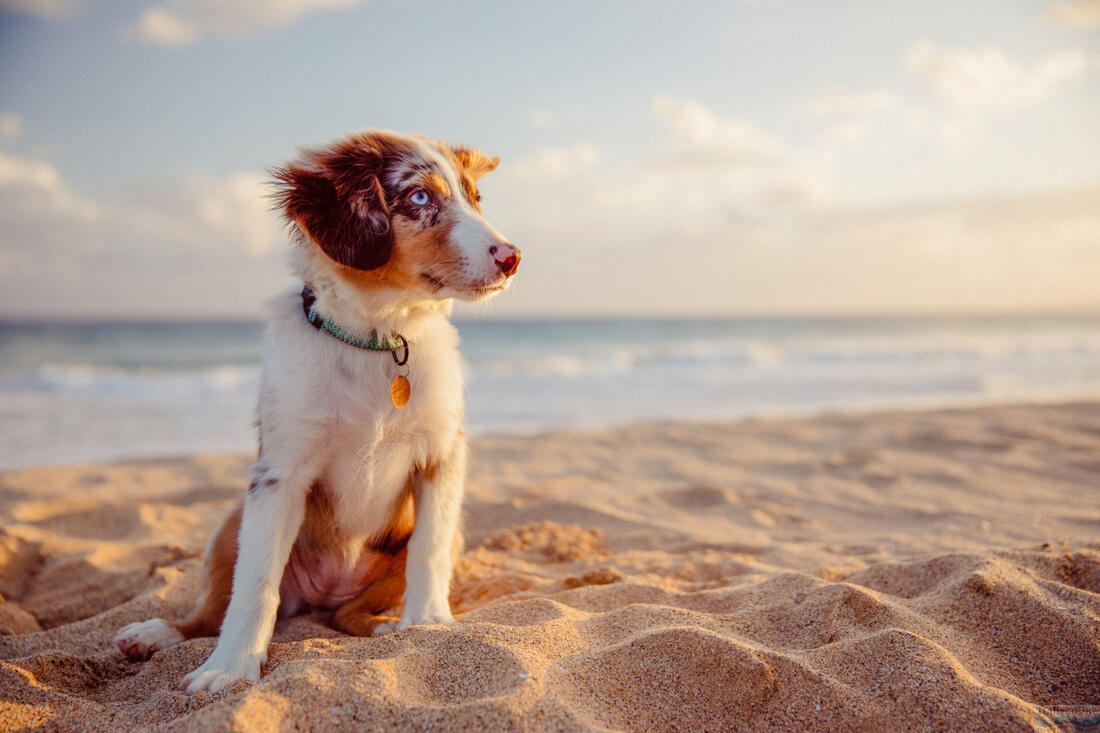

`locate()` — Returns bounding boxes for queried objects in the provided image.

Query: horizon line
[3,307,1100,325]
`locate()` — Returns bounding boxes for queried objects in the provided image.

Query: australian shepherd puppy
[113,130,520,694]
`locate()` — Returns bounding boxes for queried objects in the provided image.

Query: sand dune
[1,403,1099,731]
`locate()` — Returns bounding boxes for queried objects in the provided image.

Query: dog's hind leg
[115,503,242,660]
[331,548,407,636]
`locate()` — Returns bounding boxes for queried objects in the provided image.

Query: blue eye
[410,190,430,206]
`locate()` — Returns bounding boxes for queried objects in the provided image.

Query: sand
[0,402,1098,731]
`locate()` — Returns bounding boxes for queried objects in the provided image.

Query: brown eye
[475,192,482,203]
[409,189,430,206]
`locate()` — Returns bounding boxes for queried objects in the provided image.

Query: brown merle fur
[271,132,496,277]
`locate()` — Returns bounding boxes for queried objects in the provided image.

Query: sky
[0,0,1098,319]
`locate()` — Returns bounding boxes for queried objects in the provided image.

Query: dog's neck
[293,251,452,342]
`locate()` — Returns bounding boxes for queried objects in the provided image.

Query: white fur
[114,619,184,658]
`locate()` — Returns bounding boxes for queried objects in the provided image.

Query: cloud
[807,90,905,117]
[494,182,1100,317]
[126,0,365,46]
[484,94,1100,316]
[1051,0,1100,27]
[0,153,280,259]
[0,150,102,248]
[189,172,283,256]
[650,96,831,210]
[0,142,106,283]
[754,185,1100,313]
[488,96,830,255]
[110,171,285,260]
[904,41,1088,109]
[0,0,81,19]
[0,122,288,313]
[805,89,929,146]
[806,90,928,130]
[506,144,601,184]
[807,86,977,156]
[652,95,786,169]
[128,7,198,47]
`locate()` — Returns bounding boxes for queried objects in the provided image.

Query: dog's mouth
[463,283,508,297]
[420,272,508,298]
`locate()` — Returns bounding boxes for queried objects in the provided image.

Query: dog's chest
[310,336,462,533]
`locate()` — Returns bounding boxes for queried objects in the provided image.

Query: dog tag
[390,375,410,409]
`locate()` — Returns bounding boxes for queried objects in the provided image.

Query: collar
[301,285,409,365]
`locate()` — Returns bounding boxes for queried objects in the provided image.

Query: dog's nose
[490,243,521,277]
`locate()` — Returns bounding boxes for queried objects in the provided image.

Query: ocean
[2,315,1099,470]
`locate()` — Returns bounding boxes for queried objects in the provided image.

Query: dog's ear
[271,144,393,271]
[452,146,499,181]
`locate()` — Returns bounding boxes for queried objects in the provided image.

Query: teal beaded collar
[301,285,409,365]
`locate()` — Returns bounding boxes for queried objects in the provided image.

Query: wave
[469,329,1100,381]
[0,363,260,399]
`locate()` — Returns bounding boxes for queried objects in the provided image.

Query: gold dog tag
[390,375,410,409]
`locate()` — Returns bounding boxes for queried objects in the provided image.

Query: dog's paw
[396,609,456,632]
[371,620,398,636]
[371,609,455,637]
[114,619,184,661]
[179,654,262,695]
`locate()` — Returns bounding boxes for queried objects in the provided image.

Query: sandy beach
[0,401,1098,731]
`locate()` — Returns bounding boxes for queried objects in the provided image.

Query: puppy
[114,130,520,693]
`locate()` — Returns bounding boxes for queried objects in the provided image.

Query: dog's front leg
[378,440,467,634]
[179,465,309,694]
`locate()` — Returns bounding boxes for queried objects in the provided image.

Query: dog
[113,130,520,694]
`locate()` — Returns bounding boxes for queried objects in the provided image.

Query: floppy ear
[271,149,393,271]
[452,146,499,181]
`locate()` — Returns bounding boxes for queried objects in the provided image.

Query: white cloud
[650,96,831,211]
[0,150,101,227]
[128,7,199,47]
[807,90,927,128]
[653,95,786,168]
[806,89,929,147]
[0,146,105,281]
[113,171,284,259]
[757,186,1100,312]
[489,96,830,254]
[0,151,282,263]
[126,0,365,46]
[496,183,1100,317]
[0,0,82,19]
[807,90,903,117]
[191,172,283,256]
[506,144,601,184]
[486,93,1100,316]
[0,120,287,313]
[904,41,1088,110]
[806,85,983,157]
[1051,0,1100,27]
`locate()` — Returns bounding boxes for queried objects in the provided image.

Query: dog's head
[272,130,519,302]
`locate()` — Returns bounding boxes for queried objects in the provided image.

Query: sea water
[2,315,1099,469]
